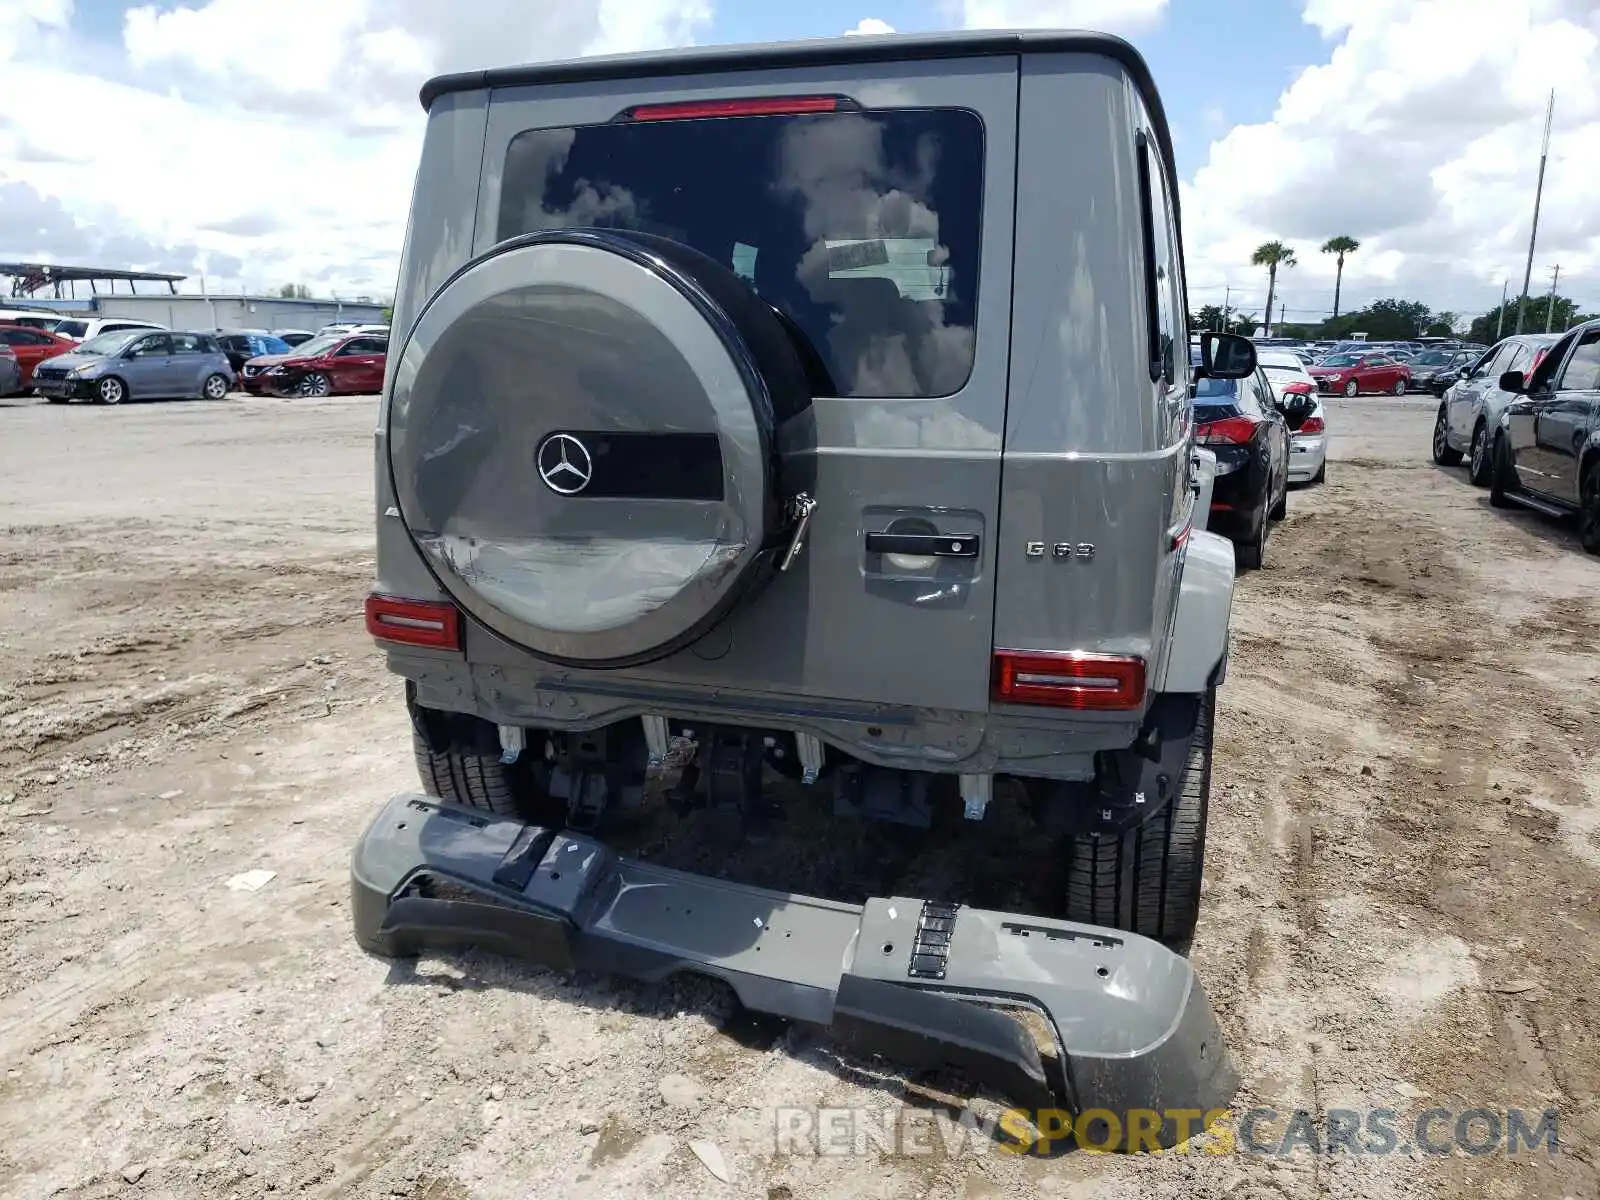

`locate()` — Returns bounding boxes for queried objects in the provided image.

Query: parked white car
[50,316,167,343]
[1258,349,1328,485]
[0,307,68,332]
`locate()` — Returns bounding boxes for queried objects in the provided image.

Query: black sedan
[1406,348,1481,395]
[1193,366,1290,569]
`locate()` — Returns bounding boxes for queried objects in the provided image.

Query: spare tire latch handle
[779,493,817,572]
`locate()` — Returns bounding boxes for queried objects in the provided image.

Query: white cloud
[958,0,1168,34]
[0,0,712,298]
[1181,0,1600,322]
[844,18,895,36]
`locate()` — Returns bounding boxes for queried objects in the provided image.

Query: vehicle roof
[79,327,211,338]
[419,29,1180,237]
[1257,349,1311,368]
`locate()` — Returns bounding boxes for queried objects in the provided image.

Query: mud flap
[351,794,1238,1148]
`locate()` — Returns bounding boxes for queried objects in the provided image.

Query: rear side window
[497,107,985,399]
[1193,376,1238,409]
[1136,133,1181,385]
[1555,329,1600,391]
[1477,342,1513,378]
[56,319,87,338]
[171,334,203,354]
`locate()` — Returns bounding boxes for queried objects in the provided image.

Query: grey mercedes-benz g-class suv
[351,29,1256,1133]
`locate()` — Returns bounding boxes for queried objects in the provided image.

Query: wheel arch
[1581,441,1600,489]
[1153,529,1234,694]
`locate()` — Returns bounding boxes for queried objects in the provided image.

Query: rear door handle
[865,532,979,558]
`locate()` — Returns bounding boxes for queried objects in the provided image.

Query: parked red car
[239,332,388,397]
[1309,352,1411,397]
[0,321,75,388]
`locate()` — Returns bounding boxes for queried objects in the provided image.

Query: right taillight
[992,651,1146,710]
[1297,416,1326,435]
[1196,416,1259,445]
[364,595,462,650]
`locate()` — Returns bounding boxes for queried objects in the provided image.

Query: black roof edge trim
[418,31,1180,236]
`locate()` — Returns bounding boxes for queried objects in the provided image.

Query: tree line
[1191,236,1595,344]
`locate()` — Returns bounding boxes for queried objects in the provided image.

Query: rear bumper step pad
[351,794,1237,1145]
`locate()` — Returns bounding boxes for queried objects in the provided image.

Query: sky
[1,0,1597,326]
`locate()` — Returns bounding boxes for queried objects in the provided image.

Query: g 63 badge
[1025,542,1096,560]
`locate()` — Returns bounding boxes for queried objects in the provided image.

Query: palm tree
[1250,242,1298,336]
[1320,236,1360,320]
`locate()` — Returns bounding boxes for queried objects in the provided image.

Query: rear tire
[1062,688,1214,943]
[408,688,544,819]
[1432,406,1463,465]
[1488,432,1516,508]
[1579,462,1600,556]
[1235,511,1267,570]
[1311,460,1326,485]
[202,373,230,400]
[1392,378,1406,396]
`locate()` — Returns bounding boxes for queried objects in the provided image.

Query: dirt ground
[0,392,1596,1200]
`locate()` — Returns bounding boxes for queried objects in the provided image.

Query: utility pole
[1279,299,1286,332]
[1544,264,1561,333]
[1221,284,1231,332]
[1515,89,1555,334]
[1496,279,1509,340]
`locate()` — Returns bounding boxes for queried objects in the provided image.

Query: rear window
[497,107,985,399]
[1193,377,1239,406]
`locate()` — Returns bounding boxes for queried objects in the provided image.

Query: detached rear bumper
[352,794,1238,1146]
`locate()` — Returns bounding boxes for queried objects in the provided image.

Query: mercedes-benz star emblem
[536,433,594,495]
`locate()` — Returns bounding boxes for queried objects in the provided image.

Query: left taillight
[992,650,1146,711]
[1297,415,1326,435]
[364,595,462,650]
[1196,415,1260,445]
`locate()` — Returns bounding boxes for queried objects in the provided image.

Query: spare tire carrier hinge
[779,493,817,572]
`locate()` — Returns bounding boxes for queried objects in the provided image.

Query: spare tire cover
[388,230,786,668]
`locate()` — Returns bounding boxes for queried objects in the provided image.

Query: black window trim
[1135,130,1162,383]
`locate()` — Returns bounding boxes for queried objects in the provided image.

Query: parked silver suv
[350,30,1255,1134]
[1432,332,1559,485]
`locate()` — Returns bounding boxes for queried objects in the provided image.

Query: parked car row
[1189,345,1328,571]
[1250,336,1490,396]
[1431,321,1599,554]
[0,317,389,402]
